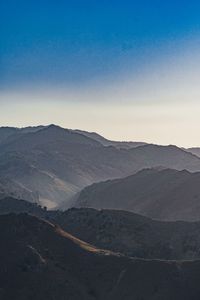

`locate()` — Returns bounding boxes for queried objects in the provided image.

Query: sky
[1,1,200,146]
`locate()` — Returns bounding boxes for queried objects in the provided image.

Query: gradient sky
[1,1,200,146]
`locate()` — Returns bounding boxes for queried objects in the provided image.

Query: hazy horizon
[1,1,200,147]
[0,122,199,148]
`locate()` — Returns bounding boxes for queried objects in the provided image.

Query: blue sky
[1,1,200,146]
[1,0,200,87]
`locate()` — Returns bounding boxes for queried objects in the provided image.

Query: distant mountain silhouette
[0,126,45,144]
[77,168,200,221]
[1,125,200,208]
[187,147,200,157]
[2,212,200,299]
[74,129,147,148]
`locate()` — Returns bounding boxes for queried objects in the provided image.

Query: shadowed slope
[1,213,200,299]
[55,207,200,260]
[1,125,200,209]
[3,197,200,261]
[187,148,200,158]
[77,168,200,221]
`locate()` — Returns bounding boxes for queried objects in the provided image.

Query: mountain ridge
[2,211,200,299]
[1,125,200,209]
[3,196,200,261]
[76,167,200,221]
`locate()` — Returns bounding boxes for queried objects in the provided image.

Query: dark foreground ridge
[53,207,200,260]
[1,213,200,300]
[2,197,200,261]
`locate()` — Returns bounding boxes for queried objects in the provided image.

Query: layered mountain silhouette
[187,147,200,157]
[76,168,200,221]
[2,196,200,261]
[0,177,39,202]
[0,197,45,216]
[74,129,147,148]
[2,209,200,299]
[1,125,200,209]
[0,126,45,144]
[52,207,200,260]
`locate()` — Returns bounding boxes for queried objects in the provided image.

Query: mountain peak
[45,124,67,132]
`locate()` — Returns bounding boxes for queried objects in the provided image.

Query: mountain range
[1,124,200,209]
[76,168,200,221]
[2,199,200,299]
[2,196,200,261]
[186,147,200,157]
